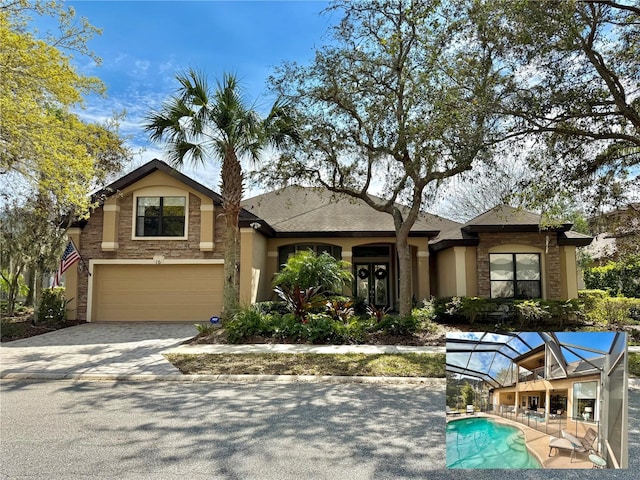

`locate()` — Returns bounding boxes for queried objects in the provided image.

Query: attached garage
[89,262,224,322]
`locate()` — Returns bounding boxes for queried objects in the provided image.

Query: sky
[446,331,619,385]
[34,0,338,194]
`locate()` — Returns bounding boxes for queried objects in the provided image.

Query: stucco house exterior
[63,159,592,322]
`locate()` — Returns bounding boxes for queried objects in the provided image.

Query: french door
[355,263,389,307]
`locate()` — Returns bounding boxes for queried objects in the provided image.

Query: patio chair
[561,428,598,462]
[466,405,475,415]
[550,409,563,420]
[446,406,460,416]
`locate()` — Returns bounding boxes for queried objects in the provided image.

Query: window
[278,244,342,269]
[573,381,597,422]
[136,196,186,237]
[490,253,541,299]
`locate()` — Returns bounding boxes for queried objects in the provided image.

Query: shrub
[226,306,266,343]
[513,300,550,329]
[333,318,370,344]
[446,296,490,324]
[325,297,355,322]
[274,285,325,322]
[584,255,640,298]
[273,250,353,292]
[378,314,420,336]
[194,323,218,335]
[302,314,337,343]
[412,300,439,333]
[366,303,390,322]
[578,289,610,310]
[586,296,639,327]
[265,313,304,341]
[37,288,70,325]
[254,301,288,315]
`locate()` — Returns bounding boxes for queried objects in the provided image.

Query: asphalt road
[1,381,639,480]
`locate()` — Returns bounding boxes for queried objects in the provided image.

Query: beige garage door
[92,264,223,322]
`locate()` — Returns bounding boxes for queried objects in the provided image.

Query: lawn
[629,352,640,377]
[166,352,446,377]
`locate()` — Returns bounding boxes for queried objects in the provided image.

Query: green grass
[629,352,640,377]
[165,352,446,377]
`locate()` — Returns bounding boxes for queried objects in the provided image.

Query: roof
[86,159,261,226]
[241,186,459,237]
[94,159,224,205]
[462,205,571,233]
[446,331,620,388]
[431,205,592,251]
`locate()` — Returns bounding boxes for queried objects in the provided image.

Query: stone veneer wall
[76,192,227,321]
[476,232,562,300]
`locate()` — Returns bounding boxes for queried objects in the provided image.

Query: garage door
[92,264,223,322]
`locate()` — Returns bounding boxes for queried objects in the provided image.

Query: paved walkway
[0,323,196,379]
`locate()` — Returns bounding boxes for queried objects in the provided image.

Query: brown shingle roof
[430,205,592,250]
[241,186,458,236]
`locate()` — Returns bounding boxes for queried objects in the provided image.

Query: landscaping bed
[166,352,446,377]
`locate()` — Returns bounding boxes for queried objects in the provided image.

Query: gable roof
[462,205,571,233]
[431,205,592,251]
[94,159,224,204]
[88,159,261,226]
[241,186,459,237]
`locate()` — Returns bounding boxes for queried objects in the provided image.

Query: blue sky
[35,0,337,191]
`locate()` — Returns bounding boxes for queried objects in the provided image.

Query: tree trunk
[25,266,35,307]
[395,229,413,318]
[220,150,244,320]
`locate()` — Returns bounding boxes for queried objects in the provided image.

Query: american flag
[53,241,81,287]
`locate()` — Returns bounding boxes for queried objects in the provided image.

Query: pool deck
[446,413,594,469]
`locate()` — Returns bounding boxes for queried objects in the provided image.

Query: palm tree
[145,70,298,317]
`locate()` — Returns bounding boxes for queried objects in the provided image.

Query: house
[446,331,629,468]
[63,159,592,322]
[585,203,640,264]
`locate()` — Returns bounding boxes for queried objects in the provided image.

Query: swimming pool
[446,417,542,469]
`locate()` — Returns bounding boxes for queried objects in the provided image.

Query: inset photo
[445,332,628,469]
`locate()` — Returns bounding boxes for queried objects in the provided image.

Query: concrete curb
[166,344,446,355]
[0,372,447,385]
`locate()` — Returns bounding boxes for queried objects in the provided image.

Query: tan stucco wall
[560,245,579,299]
[465,247,478,296]
[436,248,457,297]
[239,228,269,305]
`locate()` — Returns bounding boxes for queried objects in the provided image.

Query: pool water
[446,417,542,469]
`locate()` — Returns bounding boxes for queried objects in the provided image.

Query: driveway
[0,323,197,379]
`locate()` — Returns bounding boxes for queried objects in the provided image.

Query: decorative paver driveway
[0,323,197,378]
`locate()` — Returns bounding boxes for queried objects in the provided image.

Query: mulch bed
[1,315,84,342]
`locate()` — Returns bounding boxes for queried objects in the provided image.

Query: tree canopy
[1,3,128,217]
[475,0,639,211]
[0,1,129,312]
[145,71,298,316]
[258,0,506,316]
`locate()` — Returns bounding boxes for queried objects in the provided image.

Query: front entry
[355,263,389,307]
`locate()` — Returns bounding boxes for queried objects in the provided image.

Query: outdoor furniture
[446,406,460,416]
[561,428,598,462]
[466,405,475,415]
[548,436,575,458]
[589,453,607,469]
